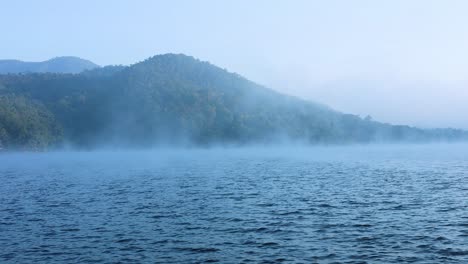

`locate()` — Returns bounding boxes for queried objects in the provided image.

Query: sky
[1,0,468,129]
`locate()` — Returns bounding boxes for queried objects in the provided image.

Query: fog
[4,3,468,263]
[272,79,468,130]
[4,143,468,166]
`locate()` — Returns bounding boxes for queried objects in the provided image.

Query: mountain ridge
[0,56,99,74]
[0,53,466,150]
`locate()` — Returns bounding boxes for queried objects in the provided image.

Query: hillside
[0,54,466,150]
[0,56,99,74]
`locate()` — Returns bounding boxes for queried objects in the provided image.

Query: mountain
[0,53,466,150]
[0,56,99,74]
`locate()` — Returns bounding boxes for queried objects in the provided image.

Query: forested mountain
[0,54,466,150]
[0,57,99,74]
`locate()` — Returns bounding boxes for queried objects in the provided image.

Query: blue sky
[2,0,468,128]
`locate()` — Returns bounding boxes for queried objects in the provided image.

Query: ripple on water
[0,148,468,263]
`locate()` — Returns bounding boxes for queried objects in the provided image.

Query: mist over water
[1,144,467,263]
[2,1,468,263]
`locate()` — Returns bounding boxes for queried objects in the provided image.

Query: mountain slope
[0,95,62,150]
[0,54,466,149]
[0,56,99,74]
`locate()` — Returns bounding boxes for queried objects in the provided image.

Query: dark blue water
[1,145,467,263]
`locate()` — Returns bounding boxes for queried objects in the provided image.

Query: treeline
[0,54,466,150]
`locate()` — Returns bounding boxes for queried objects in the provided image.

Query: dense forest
[0,54,466,150]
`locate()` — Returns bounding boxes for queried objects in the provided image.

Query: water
[1,144,467,263]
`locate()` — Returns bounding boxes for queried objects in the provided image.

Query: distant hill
[0,53,466,150]
[0,56,99,74]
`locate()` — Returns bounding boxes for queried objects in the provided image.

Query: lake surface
[1,144,467,263]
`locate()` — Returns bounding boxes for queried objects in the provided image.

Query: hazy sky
[1,0,468,128]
